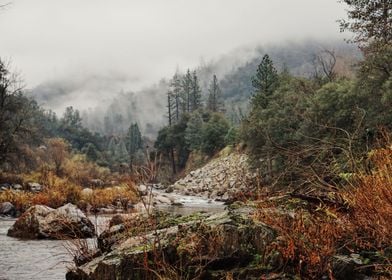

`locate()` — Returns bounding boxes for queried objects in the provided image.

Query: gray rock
[12,184,23,190]
[333,254,367,280]
[66,207,276,280]
[153,194,172,205]
[137,185,148,196]
[27,182,43,192]
[7,204,95,239]
[0,202,16,217]
[0,183,11,190]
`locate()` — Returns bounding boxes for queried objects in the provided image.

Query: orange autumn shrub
[255,144,392,278]
[255,197,345,279]
[343,147,392,250]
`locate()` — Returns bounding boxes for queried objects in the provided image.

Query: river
[0,192,224,280]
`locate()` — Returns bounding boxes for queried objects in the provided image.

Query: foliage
[201,113,230,155]
[251,54,280,109]
[185,112,203,150]
[207,74,225,113]
[127,123,143,166]
[242,44,392,189]
[255,142,392,279]
[339,0,392,47]
[344,146,392,251]
[0,59,50,170]
[46,138,70,176]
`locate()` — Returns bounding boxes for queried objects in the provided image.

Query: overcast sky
[0,0,349,90]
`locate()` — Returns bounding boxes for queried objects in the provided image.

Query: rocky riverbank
[66,204,279,280]
[66,197,384,280]
[171,151,257,201]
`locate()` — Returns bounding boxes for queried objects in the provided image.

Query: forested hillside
[30,40,360,137]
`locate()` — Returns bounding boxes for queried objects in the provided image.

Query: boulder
[136,185,148,196]
[66,207,277,280]
[153,194,172,205]
[80,188,93,199]
[332,254,369,280]
[27,182,43,192]
[12,184,23,190]
[0,183,11,191]
[0,202,16,217]
[7,203,95,239]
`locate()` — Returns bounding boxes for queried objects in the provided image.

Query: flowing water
[0,193,224,280]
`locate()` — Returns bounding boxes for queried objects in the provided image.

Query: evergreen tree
[108,137,117,157]
[170,72,183,122]
[182,69,193,113]
[62,106,82,128]
[190,71,202,112]
[82,143,99,162]
[207,75,224,113]
[127,123,143,166]
[167,90,176,126]
[185,112,203,150]
[201,113,230,155]
[251,54,279,109]
[116,138,128,162]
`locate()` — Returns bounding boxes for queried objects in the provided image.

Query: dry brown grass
[0,168,138,213]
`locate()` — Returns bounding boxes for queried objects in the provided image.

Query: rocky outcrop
[0,202,16,217]
[7,203,95,239]
[66,206,278,280]
[171,152,256,201]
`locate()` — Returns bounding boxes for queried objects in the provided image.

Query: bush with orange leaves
[255,197,346,279]
[339,146,392,278]
[255,145,392,279]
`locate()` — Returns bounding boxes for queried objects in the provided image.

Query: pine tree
[170,72,183,122]
[190,71,202,112]
[185,112,203,150]
[62,106,82,128]
[207,75,225,113]
[182,69,193,113]
[251,54,279,109]
[116,138,128,162]
[167,90,176,126]
[108,137,117,157]
[127,123,143,166]
[249,54,279,179]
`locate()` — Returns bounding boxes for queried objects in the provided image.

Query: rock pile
[171,152,256,201]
